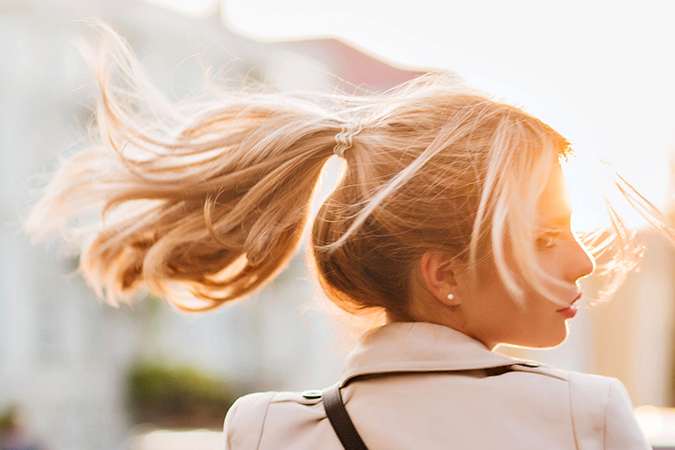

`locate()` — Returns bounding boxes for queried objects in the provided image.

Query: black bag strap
[322,383,369,450]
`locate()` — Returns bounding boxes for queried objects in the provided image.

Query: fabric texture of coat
[222,322,650,449]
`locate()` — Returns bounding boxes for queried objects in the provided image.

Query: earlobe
[443,291,461,306]
[420,250,461,307]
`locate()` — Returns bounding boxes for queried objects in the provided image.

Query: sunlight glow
[143,0,219,18]
[222,0,675,229]
[634,405,675,445]
[561,152,614,232]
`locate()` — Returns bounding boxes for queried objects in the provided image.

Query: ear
[419,250,461,306]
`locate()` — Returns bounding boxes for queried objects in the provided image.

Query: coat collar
[340,322,537,387]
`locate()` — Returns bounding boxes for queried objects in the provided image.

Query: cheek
[474,287,524,333]
[535,250,560,278]
[535,251,571,299]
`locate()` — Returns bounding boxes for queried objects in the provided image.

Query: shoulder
[567,372,650,449]
[222,390,328,450]
[510,365,650,448]
[222,391,276,450]
[566,371,635,419]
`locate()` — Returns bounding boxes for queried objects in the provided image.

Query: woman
[26,24,662,449]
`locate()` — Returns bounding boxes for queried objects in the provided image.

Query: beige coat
[222,322,650,449]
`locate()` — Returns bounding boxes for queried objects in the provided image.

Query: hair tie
[333,121,363,158]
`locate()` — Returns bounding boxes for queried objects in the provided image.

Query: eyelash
[536,232,560,248]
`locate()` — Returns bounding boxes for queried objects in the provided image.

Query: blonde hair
[24,22,671,319]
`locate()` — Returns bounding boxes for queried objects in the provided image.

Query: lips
[557,291,582,318]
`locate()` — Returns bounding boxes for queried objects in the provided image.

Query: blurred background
[2,0,675,448]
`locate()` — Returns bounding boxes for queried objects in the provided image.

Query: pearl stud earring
[447,293,455,301]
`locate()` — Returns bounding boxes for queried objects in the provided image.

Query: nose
[571,237,595,281]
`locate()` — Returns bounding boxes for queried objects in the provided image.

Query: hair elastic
[333,121,363,158]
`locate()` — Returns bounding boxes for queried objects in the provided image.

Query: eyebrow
[540,215,571,228]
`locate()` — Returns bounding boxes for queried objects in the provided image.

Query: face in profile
[455,164,596,350]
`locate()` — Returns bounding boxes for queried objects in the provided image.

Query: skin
[408,164,595,350]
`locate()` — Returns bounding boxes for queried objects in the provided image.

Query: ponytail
[25,21,343,311]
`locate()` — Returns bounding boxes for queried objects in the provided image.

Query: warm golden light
[561,153,613,233]
[561,150,661,233]
[223,0,675,228]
